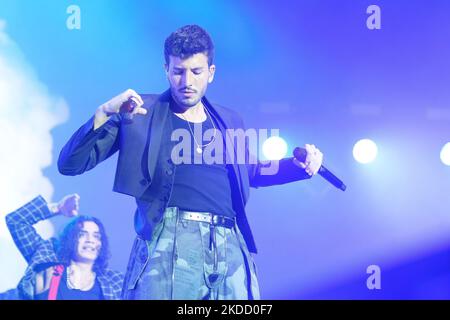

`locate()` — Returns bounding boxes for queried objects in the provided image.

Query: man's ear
[164,64,169,78]
[208,64,216,84]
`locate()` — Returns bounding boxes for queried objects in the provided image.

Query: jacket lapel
[96,272,113,299]
[147,90,171,180]
[203,97,247,204]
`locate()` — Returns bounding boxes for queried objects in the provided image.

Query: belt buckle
[211,214,222,226]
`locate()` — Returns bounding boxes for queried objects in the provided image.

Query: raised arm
[5,194,79,263]
[248,156,313,188]
[235,119,322,187]
[58,89,146,176]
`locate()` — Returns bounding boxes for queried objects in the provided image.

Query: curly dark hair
[164,24,215,66]
[56,216,110,273]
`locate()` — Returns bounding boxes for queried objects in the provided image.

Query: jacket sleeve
[248,157,312,188]
[233,116,312,188]
[5,195,54,264]
[57,114,121,176]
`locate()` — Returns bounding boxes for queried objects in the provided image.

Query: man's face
[165,53,215,108]
[74,221,102,264]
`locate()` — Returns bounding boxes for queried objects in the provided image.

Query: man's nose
[181,71,193,87]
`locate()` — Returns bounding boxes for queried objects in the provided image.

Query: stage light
[440,142,450,166]
[353,139,378,164]
[262,136,288,160]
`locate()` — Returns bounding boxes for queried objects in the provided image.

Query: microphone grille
[293,147,307,162]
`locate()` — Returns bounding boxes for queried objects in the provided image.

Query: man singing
[58,25,323,300]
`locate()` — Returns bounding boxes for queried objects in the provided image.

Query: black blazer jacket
[58,90,311,253]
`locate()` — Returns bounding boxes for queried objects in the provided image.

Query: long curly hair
[56,216,110,273]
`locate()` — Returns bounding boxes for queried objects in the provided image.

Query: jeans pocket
[198,224,228,290]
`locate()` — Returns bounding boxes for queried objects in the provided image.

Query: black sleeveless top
[167,107,236,218]
[35,269,103,300]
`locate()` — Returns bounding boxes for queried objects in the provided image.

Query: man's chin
[173,95,200,108]
[179,99,198,108]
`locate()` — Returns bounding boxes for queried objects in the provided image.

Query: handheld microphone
[293,147,346,191]
[120,98,138,121]
[120,98,137,113]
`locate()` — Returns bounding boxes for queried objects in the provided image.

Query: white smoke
[0,20,69,292]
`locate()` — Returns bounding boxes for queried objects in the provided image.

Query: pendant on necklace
[196,146,203,154]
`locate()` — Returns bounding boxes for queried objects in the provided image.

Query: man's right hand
[48,194,80,217]
[57,193,80,217]
[94,89,147,129]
